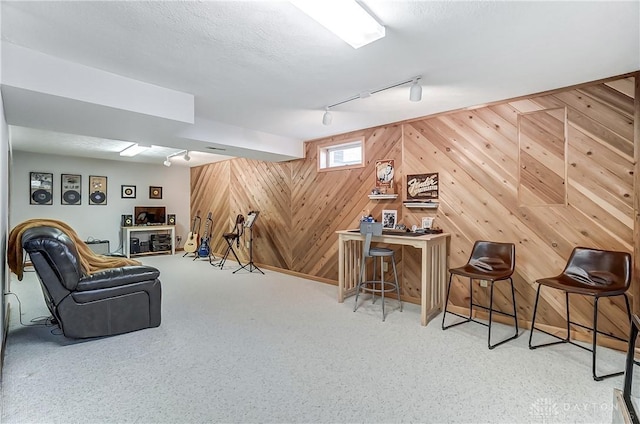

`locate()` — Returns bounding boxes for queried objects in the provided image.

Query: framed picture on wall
[149,186,162,199]
[88,175,107,205]
[406,173,439,201]
[61,174,81,205]
[375,159,395,190]
[382,210,397,229]
[30,172,53,205]
[121,185,136,199]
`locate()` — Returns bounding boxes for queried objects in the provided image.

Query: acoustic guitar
[197,212,213,258]
[183,211,201,253]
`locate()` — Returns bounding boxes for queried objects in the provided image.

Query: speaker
[167,214,176,225]
[130,237,140,254]
[122,214,133,227]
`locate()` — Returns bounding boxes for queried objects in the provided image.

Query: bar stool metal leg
[391,256,402,312]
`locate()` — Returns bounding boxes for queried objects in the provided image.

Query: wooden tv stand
[122,225,175,258]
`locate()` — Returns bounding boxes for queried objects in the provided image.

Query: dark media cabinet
[122,225,175,258]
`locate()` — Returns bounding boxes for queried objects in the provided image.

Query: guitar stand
[194,251,215,263]
[233,212,263,274]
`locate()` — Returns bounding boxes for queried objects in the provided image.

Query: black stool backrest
[359,222,383,257]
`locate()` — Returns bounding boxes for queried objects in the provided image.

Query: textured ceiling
[1,1,639,165]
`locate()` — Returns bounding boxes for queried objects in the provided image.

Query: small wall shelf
[368,194,398,200]
[403,202,439,209]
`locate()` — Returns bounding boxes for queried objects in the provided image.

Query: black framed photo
[121,185,136,199]
[382,209,397,229]
[61,174,81,205]
[30,172,53,205]
[149,186,162,199]
[88,175,107,205]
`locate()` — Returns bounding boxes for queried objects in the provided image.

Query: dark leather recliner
[21,226,162,339]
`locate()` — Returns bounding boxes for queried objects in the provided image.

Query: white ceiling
[1,1,639,167]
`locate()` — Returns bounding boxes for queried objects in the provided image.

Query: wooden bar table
[336,229,450,326]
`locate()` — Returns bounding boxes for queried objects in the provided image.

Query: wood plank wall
[191,73,638,345]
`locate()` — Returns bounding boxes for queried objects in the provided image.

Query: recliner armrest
[76,265,160,291]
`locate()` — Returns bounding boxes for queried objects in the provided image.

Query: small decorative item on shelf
[361,215,374,222]
[422,217,434,229]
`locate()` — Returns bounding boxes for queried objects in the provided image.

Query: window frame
[317,137,365,172]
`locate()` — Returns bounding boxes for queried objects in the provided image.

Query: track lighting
[321,75,423,125]
[163,149,190,167]
[410,78,422,102]
[322,108,332,126]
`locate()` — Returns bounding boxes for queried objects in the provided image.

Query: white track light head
[322,108,332,125]
[410,78,422,102]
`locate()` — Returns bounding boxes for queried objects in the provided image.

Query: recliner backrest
[22,227,84,295]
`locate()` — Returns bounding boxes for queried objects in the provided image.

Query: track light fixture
[410,77,422,102]
[321,75,422,125]
[322,108,332,126]
[163,149,189,167]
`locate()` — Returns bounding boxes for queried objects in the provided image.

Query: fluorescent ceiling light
[290,0,385,49]
[119,143,150,157]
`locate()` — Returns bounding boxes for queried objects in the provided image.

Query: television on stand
[134,206,166,225]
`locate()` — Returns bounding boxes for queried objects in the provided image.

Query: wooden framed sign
[375,159,395,190]
[406,173,439,201]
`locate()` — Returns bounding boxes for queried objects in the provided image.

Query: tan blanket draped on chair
[8,218,141,281]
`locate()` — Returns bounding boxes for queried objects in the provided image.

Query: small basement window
[318,138,364,171]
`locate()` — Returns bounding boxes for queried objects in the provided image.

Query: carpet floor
[0,253,627,423]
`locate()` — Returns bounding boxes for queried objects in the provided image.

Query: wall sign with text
[406,173,439,201]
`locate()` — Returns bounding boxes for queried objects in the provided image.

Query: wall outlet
[383,262,388,272]
[480,280,488,288]
[245,241,251,248]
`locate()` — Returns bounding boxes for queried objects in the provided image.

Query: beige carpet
[1,253,626,423]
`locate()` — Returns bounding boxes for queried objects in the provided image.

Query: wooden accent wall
[191,73,638,345]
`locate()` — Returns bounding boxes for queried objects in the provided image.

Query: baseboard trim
[445,304,627,352]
